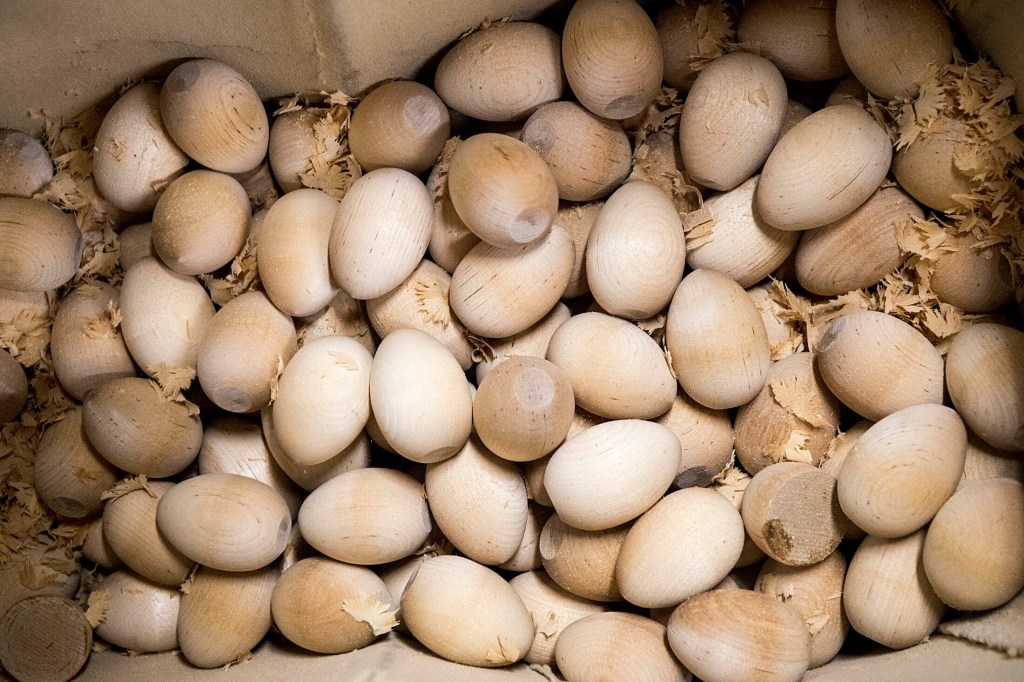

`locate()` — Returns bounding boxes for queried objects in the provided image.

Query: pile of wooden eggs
[1,0,1022,681]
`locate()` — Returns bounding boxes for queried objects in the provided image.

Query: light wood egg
[0,197,82,292]
[425,162,481,274]
[475,302,570,383]
[0,348,27,424]
[738,0,849,81]
[498,503,551,573]
[655,390,734,489]
[540,514,628,602]
[891,116,977,212]
[556,612,685,682]
[509,570,605,666]
[555,201,601,299]
[267,109,321,193]
[91,570,181,653]
[349,80,449,174]
[34,408,119,519]
[0,129,53,197]
[655,2,716,91]
[82,516,122,570]
[262,407,371,492]
[929,232,1015,313]
[295,288,376,355]
[958,432,1024,491]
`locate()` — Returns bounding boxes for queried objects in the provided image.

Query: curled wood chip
[223,651,253,669]
[269,355,286,404]
[764,430,815,465]
[341,596,399,636]
[712,462,749,509]
[146,363,198,415]
[179,564,199,595]
[770,378,831,428]
[412,279,452,328]
[432,137,462,200]
[85,588,110,627]
[101,475,155,502]
[205,234,260,306]
[484,635,521,665]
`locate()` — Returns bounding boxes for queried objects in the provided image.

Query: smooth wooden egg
[668,589,812,682]
[958,433,1024,491]
[197,291,296,413]
[0,129,53,197]
[524,456,554,508]
[34,408,119,518]
[666,268,771,409]
[425,435,529,565]
[556,612,684,682]
[890,117,976,212]
[687,175,800,288]
[151,170,250,276]
[177,565,277,668]
[295,288,376,355]
[655,2,712,91]
[365,258,473,370]
[498,503,551,572]
[562,0,663,120]
[617,487,744,608]
[298,467,431,564]
[92,570,181,652]
[838,404,966,537]
[781,99,813,138]
[930,232,1015,313]
[329,167,432,300]
[547,312,676,419]
[757,104,892,231]
[540,514,627,601]
[738,0,849,81]
[267,109,320,193]
[475,302,570,383]
[545,419,680,531]
[159,59,269,173]
[655,390,734,489]
[826,74,869,107]
[349,80,449,174]
[946,323,1024,452]
[795,186,921,296]
[0,197,81,292]
[447,133,559,248]
[93,83,189,212]
[0,596,91,682]
[835,0,954,100]
[157,473,291,571]
[272,557,396,654]
[82,516,122,569]
[756,551,849,669]
[509,570,605,666]
[370,328,472,463]
[679,52,788,191]
[434,22,563,122]
[586,180,686,319]
[119,257,214,374]
[0,348,27,424]
[923,478,1024,611]
[817,311,944,421]
[555,201,600,299]
[401,555,534,667]
[521,102,630,202]
[450,225,574,339]
[425,162,481,274]
[844,530,946,649]
[262,407,371,492]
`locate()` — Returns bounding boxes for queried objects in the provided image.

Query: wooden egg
[930,232,1015,313]
[0,197,81,292]
[197,291,297,413]
[151,170,250,276]
[295,288,376,355]
[946,323,1024,452]
[656,2,716,91]
[177,565,277,668]
[34,408,119,518]
[890,117,976,213]
[82,516,122,569]
[271,335,371,466]
[555,201,600,299]
[540,514,627,601]
[821,420,873,480]
[826,74,869,107]
[230,157,278,206]
[742,462,847,565]
[425,436,529,565]
[844,530,946,649]
[666,269,771,410]
[262,407,371,492]
[524,456,554,508]
[198,416,303,518]
[329,167,432,300]
[349,80,449,174]
[817,311,944,421]
[738,0,849,81]
[668,589,812,682]
[545,419,680,531]
[756,551,849,669]
[556,612,684,682]
[795,186,921,296]
[370,328,472,463]
[679,52,788,191]
[272,557,396,654]
[267,109,321,193]
[586,180,686,319]
[655,390,734,489]
[835,0,954,100]
[923,478,1024,611]
[257,188,339,316]
[0,596,92,682]
[434,22,563,122]
[475,302,570,383]
[473,356,574,462]
[0,129,53,197]
[401,555,534,667]
[93,83,189,212]
[687,176,800,288]
[157,473,291,571]
[838,404,966,538]
[102,481,194,585]
[298,467,431,564]
[781,99,813,138]
[735,352,842,475]
[447,133,559,248]
[521,102,631,202]
[425,162,480,274]
[365,259,473,370]
[562,0,663,120]
[547,312,676,419]
[0,348,27,424]
[498,503,551,572]
[757,105,892,231]
[509,570,605,666]
[450,225,574,339]
[91,570,181,653]
[83,377,202,477]
[159,58,269,173]
[958,433,1024,491]
[617,487,745,608]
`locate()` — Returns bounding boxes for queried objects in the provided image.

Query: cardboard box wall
[2,0,1023,679]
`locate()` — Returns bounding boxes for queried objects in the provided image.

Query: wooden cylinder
[0,596,91,682]
[0,197,82,293]
[738,0,849,81]
[91,570,180,653]
[349,80,449,174]
[556,613,684,682]
[0,129,53,197]
[0,347,27,424]
[34,408,119,519]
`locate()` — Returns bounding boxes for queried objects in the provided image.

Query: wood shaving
[635,313,666,346]
[456,15,513,41]
[412,279,452,328]
[341,596,399,636]
[690,0,735,69]
[712,461,748,509]
[764,430,815,465]
[100,475,155,502]
[83,299,123,339]
[484,635,520,665]
[806,610,831,637]
[146,364,199,416]
[770,377,831,429]
[328,351,358,370]
[682,204,716,249]
[223,651,253,669]
[204,233,260,306]
[432,137,462,200]
[179,564,199,595]
[85,588,110,627]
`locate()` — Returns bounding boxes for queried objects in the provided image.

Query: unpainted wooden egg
[817,419,872,480]
[267,109,321,193]
[826,74,869,107]
[91,569,181,653]
[116,224,154,274]
[0,129,53,197]
[475,302,570,383]
[555,201,601,299]
[34,408,119,519]
[679,52,788,191]
[230,157,278,206]
[498,503,551,572]
[890,117,977,213]
[295,288,376,355]
[160,58,269,173]
[540,513,627,602]
[780,99,813,137]
[509,570,605,666]
[655,2,721,92]
[82,516,122,569]
[0,348,27,424]
[957,432,1024,491]
[738,0,849,81]
[929,231,1015,314]
[0,595,92,682]
[349,80,449,174]
[0,197,82,292]
[262,407,371,492]
[655,390,734,489]
[425,160,481,274]
[556,612,685,682]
